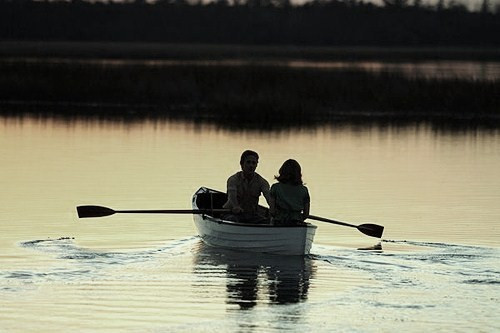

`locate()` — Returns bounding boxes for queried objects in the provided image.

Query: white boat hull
[192,187,317,256]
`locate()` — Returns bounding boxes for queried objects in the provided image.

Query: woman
[269,159,310,226]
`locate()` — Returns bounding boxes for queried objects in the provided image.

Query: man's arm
[223,176,242,213]
[261,179,271,208]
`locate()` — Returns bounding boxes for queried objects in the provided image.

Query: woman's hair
[275,159,303,185]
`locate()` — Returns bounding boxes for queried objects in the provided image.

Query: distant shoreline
[2,1,498,47]
[1,41,500,62]
[1,51,498,128]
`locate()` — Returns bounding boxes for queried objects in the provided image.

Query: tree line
[0,0,498,46]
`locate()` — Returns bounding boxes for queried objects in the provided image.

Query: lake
[0,116,499,332]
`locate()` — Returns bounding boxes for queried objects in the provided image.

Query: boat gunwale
[196,213,318,229]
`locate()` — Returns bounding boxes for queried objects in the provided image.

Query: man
[223,150,271,223]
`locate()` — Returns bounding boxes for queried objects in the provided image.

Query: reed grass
[0,60,498,126]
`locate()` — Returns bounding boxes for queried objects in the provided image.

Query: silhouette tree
[436,0,445,11]
[383,0,409,8]
[480,0,490,13]
[0,0,498,46]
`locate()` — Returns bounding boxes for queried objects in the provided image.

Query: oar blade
[357,223,384,238]
[77,205,115,218]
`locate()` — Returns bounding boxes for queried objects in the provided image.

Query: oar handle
[306,214,357,228]
[116,209,229,214]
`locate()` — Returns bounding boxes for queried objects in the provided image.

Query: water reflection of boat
[192,187,317,256]
[193,241,315,309]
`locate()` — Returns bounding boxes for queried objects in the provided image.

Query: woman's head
[275,159,303,185]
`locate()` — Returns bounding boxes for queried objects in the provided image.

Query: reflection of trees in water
[193,242,315,310]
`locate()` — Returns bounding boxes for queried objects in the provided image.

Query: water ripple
[2,236,200,285]
[463,279,500,285]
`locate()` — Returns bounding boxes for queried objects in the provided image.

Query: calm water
[1,116,499,332]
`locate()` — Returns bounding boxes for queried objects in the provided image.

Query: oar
[77,205,229,219]
[307,214,384,238]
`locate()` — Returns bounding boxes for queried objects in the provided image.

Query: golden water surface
[0,116,499,332]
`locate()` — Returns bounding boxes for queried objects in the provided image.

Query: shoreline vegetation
[1,41,500,62]
[1,0,499,47]
[1,0,498,128]
[1,57,498,128]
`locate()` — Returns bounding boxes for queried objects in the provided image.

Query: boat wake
[302,239,500,332]
[382,238,487,249]
[311,239,500,287]
[0,236,198,286]
[21,236,196,262]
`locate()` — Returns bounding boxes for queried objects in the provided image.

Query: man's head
[240,150,259,176]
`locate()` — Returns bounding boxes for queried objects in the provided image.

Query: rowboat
[191,187,317,256]
[77,190,382,253]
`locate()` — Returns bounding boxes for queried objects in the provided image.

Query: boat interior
[195,191,269,219]
[196,192,227,213]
